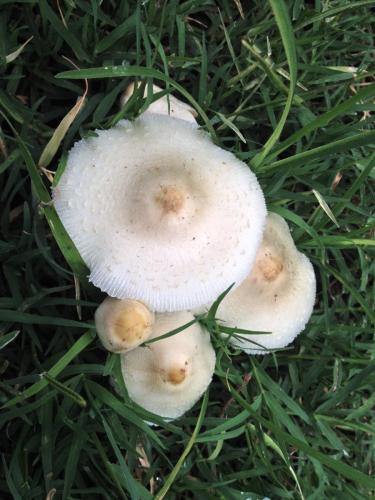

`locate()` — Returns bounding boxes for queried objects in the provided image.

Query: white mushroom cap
[120,311,215,419]
[53,113,266,312]
[94,297,154,353]
[216,213,316,354]
[121,82,198,124]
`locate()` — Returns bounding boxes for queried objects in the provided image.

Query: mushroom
[215,213,316,354]
[121,311,215,419]
[121,82,198,124]
[53,112,266,312]
[95,297,154,353]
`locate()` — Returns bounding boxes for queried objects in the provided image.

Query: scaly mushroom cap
[216,213,316,354]
[121,311,215,419]
[53,113,266,312]
[95,297,154,353]
[122,82,198,124]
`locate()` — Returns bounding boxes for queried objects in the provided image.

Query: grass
[0,0,375,498]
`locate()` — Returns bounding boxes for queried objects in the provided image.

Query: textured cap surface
[216,213,316,353]
[121,311,216,419]
[54,113,266,311]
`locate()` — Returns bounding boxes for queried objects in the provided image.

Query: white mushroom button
[216,213,316,354]
[95,297,154,353]
[53,113,266,312]
[120,311,216,420]
[121,82,198,124]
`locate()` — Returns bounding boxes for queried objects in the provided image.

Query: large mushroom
[53,112,266,312]
[121,311,215,419]
[215,213,316,354]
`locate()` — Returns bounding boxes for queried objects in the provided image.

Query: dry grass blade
[38,59,88,170]
[312,189,340,228]
[5,36,33,64]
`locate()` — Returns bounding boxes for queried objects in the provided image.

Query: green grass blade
[296,0,375,30]
[251,0,297,168]
[41,373,87,408]
[266,83,375,162]
[263,131,375,172]
[2,330,95,409]
[154,391,209,500]
[85,380,166,450]
[0,109,87,279]
[230,386,375,489]
[0,330,19,350]
[62,417,86,500]
[55,66,215,138]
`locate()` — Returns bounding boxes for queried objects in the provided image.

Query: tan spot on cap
[166,367,187,385]
[112,304,152,348]
[155,185,185,214]
[257,254,284,282]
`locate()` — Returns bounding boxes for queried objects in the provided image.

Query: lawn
[1,0,375,498]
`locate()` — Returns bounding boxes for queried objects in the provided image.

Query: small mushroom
[95,297,154,353]
[121,311,215,419]
[54,113,266,312]
[216,213,316,354]
[121,82,198,124]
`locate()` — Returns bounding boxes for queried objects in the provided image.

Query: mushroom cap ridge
[53,113,266,312]
[120,311,216,419]
[216,213,316,354]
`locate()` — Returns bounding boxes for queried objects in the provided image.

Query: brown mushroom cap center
[111,305,153,349]
[158,359,190,386]
[166,367,187,385]
[155,185,185,214]
[250,246,285,287]
[257,254,284,282]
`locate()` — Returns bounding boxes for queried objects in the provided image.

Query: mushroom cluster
[53,84,316,420]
